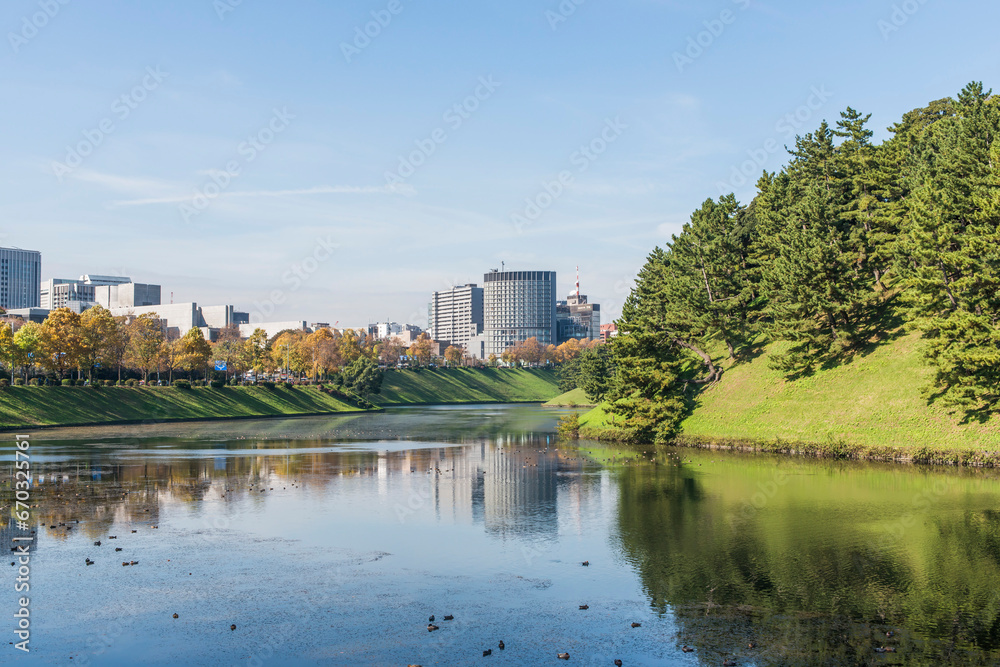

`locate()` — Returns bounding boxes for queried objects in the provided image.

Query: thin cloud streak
[109,185,416,207]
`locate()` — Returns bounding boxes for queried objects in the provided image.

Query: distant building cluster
[0,245,428,344]
[2,246,605,356]
[429,267,602,359]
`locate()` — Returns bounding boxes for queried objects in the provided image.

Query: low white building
[110,303,236,340]
[238,321,311,340]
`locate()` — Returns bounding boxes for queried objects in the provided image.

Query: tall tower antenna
[575,266,580,298]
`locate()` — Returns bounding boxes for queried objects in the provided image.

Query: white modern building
[428,284,484,349]
[41,275,157,310]
[0,247,41,310]
[368,322,423,341]
[94,282,161,309]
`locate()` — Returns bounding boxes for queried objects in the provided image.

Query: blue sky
[2,0,997,327]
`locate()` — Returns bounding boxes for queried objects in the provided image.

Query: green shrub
[557,414,580,439]
[126,379,137,387]
[105,380,115,386]
[210,380,224,388]
[0,378,9,390]
[172,379,192,389]
[284,381,294,389]
[262,381,276,390]
[28,378,40,387]
[61,379,73,386]
[13,378,24,386]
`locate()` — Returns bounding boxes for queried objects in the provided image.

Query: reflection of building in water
[16,430,607,544]
[475,433,561,538]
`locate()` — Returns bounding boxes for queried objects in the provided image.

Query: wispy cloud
[109,185,415,207]
[70,169,178,195]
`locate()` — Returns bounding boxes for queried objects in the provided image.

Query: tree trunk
[672,338,722,384]
[939,262,958,308]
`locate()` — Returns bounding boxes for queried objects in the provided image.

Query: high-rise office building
[0,247,41,310]
[477,270,557,358]
[428,284,484,349]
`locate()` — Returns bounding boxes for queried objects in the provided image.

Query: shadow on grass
[766,294,908,381]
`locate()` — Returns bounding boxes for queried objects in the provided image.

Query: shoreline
[580,426,1000,468]
[0,395,556,433]
[0,408,376,434]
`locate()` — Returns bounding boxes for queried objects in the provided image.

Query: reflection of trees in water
[613,452,1000,665]
[31,405,559,448]
[11,429,587,551]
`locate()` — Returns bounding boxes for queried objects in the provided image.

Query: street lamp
[55,352,66,384]
[280,343,291,382]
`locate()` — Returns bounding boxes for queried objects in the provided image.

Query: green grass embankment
[374,368,560,405]
[543,388,595,407]
[579,333,1000,464]
[0,386,363,431]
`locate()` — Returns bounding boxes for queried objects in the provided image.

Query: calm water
[2,404,1000,666]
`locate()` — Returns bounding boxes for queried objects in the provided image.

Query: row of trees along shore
[0,308,405,384]
[607,82,1000,441]
[0,306,598,385]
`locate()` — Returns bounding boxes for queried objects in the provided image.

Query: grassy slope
[581,332,1000,451]
[543,387,595,407]
[0,386,361,430]
[375,368,560,405]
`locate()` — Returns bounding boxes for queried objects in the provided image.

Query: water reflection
[2,407,1000,665]
[608,444,1000,665]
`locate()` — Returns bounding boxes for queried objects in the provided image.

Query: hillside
[0,386,362,431]
[544,388,595,407]
[374,368,560,405]
[581,333,1000,452]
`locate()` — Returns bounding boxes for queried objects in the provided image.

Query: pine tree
[903,82,1000,413]
[664,195,758,361]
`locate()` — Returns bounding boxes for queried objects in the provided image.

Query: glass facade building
[481,270,557,357]
[0,247,41,310]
